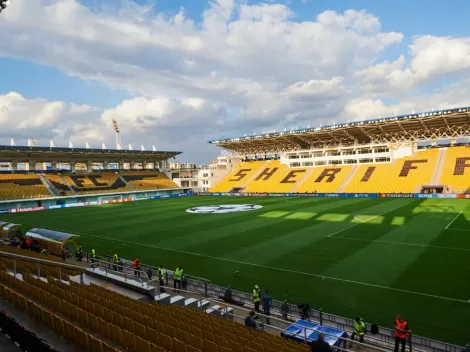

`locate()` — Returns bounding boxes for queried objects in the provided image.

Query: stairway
[431,148,447,185]
[240,160,270,189]
[118,174,135,191]
[289,168,315,192]
[38,174,58,197]
[60,175,76,195]
[337,164,358,193]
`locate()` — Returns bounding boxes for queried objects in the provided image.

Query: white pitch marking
[78,232,469,304]
[327,203,410,238]
[445,211,463,230]
[446,228,470,232]
[330,236,470,252]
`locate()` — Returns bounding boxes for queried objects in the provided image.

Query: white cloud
[0,0,469,162]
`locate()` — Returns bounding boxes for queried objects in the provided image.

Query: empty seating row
[0,174,50,200]
[0,266,309,352]
[120,171,179,190]
[62,173,131,195]
[440,146,470,193]
[211,148,466,193]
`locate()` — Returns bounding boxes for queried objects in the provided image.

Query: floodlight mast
[112,119,121,149]
[0,0,11,14]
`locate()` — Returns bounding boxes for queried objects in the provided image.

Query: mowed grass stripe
[125,198,336,244]
[1,196,469,345]
[221,199,403,264]
[181,198,374,256]
[322,210,457,286]
[262,200,416,274]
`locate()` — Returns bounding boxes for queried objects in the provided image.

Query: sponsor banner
[349,193,379,198]
[10,206,46,213]
[64,202,88,208]
[269,193,286,197]
[47,205,65,210]
[380,193,415,198]
[104,198,134,204]
[0,209,9,214]
[434,194,457,199]
[457,194,470,199]
[87,201,99,206]
[416,194,434,199]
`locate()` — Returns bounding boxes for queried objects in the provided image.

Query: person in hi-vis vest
[158,265,166,293]
[253,285,261,313]
[174,266,184,292]
[394,315,409,352]
[351,317,366,343]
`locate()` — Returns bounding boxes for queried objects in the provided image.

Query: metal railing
[160,269,465,352]
[1,250,465,352]
[0,250,86,284]
[154,282,404,352]
[88,255,151,286]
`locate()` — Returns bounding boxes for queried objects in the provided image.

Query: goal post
[98,194,123,204]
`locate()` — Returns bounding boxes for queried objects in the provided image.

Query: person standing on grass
[262,289,272,325]
[394,314,409,352]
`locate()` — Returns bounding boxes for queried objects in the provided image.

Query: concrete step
[169,295,185,306]
[198,300,210,310]
[184,298,199,308]
[155,293,171,304]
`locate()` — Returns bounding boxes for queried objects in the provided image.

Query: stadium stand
[439,146,470,193]
[343,148,439,193]
[44,174,74,196]
[209,161,266,193]
[62,172,132,195]
[244,160,307,193]
[120,171,179,190]
[0,174,50,200]
[296,165,353,193]
[0,259,311,352]
[210,149,450,194]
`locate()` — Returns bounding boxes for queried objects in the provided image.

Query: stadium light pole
[0,0,10,14]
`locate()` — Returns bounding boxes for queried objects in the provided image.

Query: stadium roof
[0,145,181,162]
[209,106,470,154]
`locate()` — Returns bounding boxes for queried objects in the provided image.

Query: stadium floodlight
[0,0,10,13]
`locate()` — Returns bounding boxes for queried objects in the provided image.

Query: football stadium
[0,106,469,352]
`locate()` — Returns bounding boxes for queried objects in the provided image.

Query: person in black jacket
[311,332,332,352]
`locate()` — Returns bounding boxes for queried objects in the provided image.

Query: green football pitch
[1,196,470,345]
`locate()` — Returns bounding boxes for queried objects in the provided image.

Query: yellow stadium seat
[440,146,470,192]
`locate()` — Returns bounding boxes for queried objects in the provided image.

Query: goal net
[98,194,123,204]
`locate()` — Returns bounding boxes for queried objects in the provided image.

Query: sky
[1,0,470,164]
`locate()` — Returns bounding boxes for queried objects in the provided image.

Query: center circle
[186,204,263,214]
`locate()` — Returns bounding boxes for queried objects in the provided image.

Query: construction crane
[112,119,121,149]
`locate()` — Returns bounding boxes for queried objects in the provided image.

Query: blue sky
[0,0,469,163]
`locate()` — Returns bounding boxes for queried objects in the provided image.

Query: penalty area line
[445,211,463,230]
[327,203,410,238]
[79,232,469,304]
